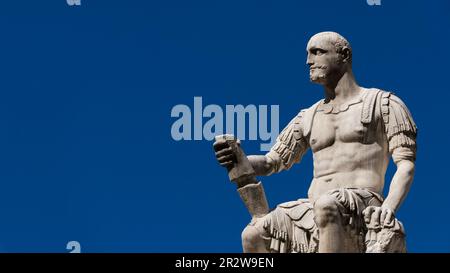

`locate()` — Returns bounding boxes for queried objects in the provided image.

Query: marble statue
[213,31,417,253]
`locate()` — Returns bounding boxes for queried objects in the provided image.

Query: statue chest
[309,103,376,152]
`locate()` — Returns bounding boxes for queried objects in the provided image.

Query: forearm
[383,160,415,213]
[247,155,276,176]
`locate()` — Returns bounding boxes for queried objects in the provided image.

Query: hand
[213,135,238,171]
[362,206,395,228]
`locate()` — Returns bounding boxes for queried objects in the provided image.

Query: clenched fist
[213,135,239,171]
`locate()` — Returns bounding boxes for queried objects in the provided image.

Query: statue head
[306,31,352,86]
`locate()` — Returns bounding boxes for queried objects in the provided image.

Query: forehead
[306,35,336,51]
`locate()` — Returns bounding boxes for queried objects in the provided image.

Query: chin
[310,75,327,84]
[310,70,328,81]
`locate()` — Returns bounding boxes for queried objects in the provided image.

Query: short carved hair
[310,31,352,63]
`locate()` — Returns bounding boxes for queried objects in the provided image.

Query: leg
[238,182,271,253]
[313,194,353,253]
[241,221,270,253]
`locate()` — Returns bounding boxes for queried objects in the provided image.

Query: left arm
[364,157,416,228]
[383,159,415,213]
[363,92,417,227]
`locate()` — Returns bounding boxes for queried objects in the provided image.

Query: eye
[315,49,326,56]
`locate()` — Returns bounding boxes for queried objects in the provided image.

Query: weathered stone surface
[213,31,416,253]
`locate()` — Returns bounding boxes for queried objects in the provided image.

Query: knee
[241,224,264,251]
[313,195,341,228]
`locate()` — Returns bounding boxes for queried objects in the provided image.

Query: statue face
[306,36,344,85]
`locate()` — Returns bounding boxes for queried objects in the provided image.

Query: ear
[340,47,351,63]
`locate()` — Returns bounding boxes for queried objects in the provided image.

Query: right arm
[247,155,277,176]
[215,111,309,177]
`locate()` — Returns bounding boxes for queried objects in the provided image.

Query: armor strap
[380,91,392,132]
[302,100,322,138]
[304,88,390,137]
[361,88,382,124]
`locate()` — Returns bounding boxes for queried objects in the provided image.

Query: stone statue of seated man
[213,31,417,253]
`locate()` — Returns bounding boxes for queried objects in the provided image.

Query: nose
[306,53,313,66]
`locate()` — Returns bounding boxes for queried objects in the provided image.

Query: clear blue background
[0,0,448,252]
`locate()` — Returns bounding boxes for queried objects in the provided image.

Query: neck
[323,69,360,103]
